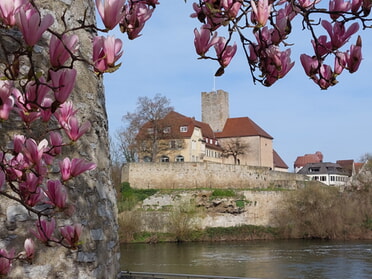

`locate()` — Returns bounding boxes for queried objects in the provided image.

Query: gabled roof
[273,150,288,169]
[294,151,323,168]
[336,160,354,176]
[298,162,349,176]
[215,117,273,139]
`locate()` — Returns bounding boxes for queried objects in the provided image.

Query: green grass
[118,182,158,212]
[211,189,236,198]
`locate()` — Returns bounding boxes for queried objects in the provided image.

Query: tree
[220,138,250,165]
[120,94,174,162]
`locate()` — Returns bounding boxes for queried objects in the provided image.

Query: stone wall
[121,162,308,190]
[125,190,285,233]
[0,1,119,278]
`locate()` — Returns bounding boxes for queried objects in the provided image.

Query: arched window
[143,156,151,162]
[175,155,184,162]
[160,156,169,162]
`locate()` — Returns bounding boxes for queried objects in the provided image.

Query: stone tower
[201,90,229,132]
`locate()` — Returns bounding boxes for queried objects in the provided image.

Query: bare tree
[120,94,174,162]
[220,138,249,165]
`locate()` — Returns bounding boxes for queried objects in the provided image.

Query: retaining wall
[121,162,308,189]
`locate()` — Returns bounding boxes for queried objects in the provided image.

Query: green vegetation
[211,189,236,198]
[118,182,158,212]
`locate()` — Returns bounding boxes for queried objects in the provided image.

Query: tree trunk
[0,1,120,278]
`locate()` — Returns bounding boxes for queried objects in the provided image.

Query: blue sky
[102,1,372,171]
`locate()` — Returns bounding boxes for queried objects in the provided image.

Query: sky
[101,1,372,171]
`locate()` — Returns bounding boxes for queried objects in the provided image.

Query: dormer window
[180,126,188,132]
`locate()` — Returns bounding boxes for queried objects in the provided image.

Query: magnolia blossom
[63,116,91,141]
[24,238,35,260]
[0,0,29,26]
[16,6,54,46]
[18,172,44,207]
[194,24,219,56]
[32,219,56,243]
[49,34,79,68]
[50,69,77,104]
[0,80,15,120]
[122,2,154,40]
[300,54,320,77]
[251,0,272,27]
[321,20,359,50]
[59,157,96,181]
[346,43,362,73]
[45,180,67,209]
[329,0,351,20]
[214,37,237,68]
[93,36,123,73]
[0,248,14,276]
[96,0,126,30]
[221,0,242,18]
[60,224,82,248]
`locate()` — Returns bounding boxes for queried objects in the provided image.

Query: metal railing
[119,271,261,279]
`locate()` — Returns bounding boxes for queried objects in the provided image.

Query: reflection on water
[120,240,372,279]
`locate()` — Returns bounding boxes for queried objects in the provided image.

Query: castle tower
[201,90,229,132]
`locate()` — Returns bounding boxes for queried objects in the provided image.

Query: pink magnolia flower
[23,138,48,166]
[351,0,363,12]
[313,64,336,89]
[0,80,15,120]
[329,0,351,20]
[96,0,126,30]
[251,0,272,27]
[0,0,29,26]
[45,180,67,209]
[16,6,54,46]
[122,2,154,40]
[54,101,77,127]
[24,238,35,260]
[33,219,56,243]
[63,116,91,141]
[334,52,347,75]
[321,20,359,50]
[49,34,79,68]
[50,69,77,104]
[346,43,362,73]
[221,0,242,18]
[24,78,51,108]
[312,35,332,57]
[214,37,237,68]
[264,48,294,86]
[59,157,96,181]
[297,0,321,9]
[93,36,123,73]
[300,54,319,77]
[60,224,82,248]
[194,24,219,56]
[48,131,63,156]
[12,89,41,124]
[19,172,44,207]
[0,248,14,276]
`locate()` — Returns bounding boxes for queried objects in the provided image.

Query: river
[120,240,372,279]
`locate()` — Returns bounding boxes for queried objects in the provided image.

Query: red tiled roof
[294,151,323,168]
[273,150,288,169]
[215,117,273,139]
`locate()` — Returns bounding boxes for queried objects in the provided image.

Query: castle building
[136,90,288,171]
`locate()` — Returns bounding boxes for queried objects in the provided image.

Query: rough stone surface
[0,1,119,278]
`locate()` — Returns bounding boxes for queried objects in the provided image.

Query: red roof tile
[215,117,273,139]
[294,151,323,168]
[273,150,288,169]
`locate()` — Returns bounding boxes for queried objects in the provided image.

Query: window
[320,176,327,182]
[160,156,169,162]
[147,128,154,134]
[143,156,151,162]
[180,126,188,132]
[170,140,176,149]
[163,127,171,133]
[175,155,184,162]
